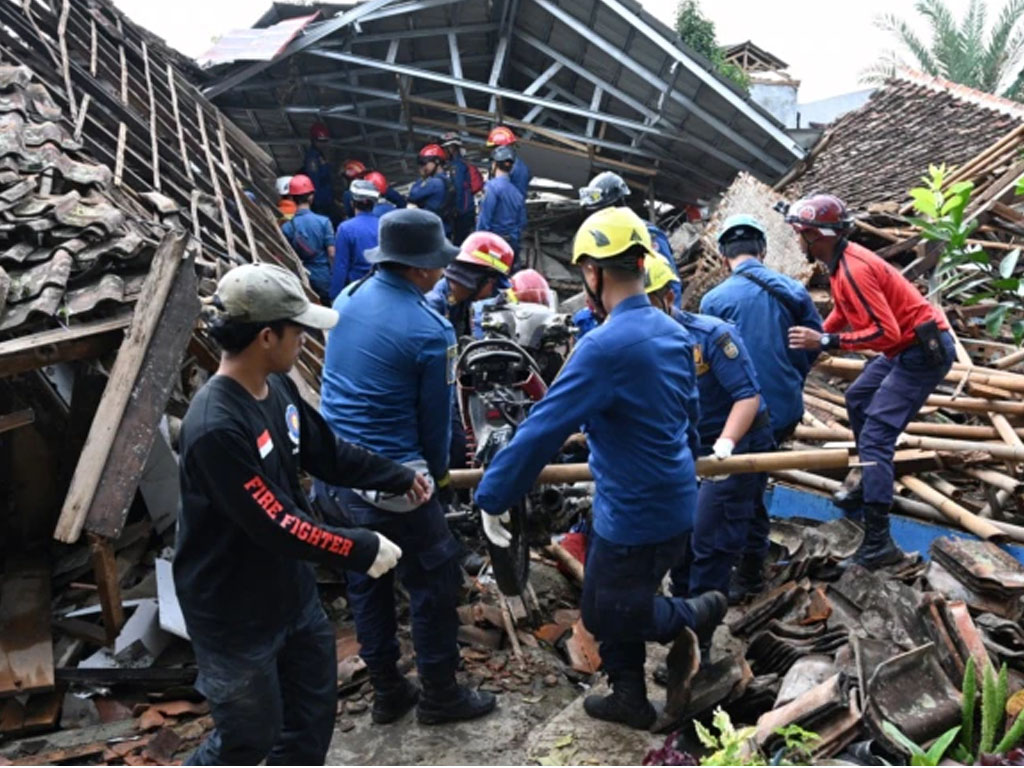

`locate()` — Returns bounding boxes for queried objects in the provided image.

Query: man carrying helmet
[487,126,531,197]
[281,174,335,304]
[175,263,430,764]
[644,254,773,608]
[475,207,726,730]
[319,209,497,727]
[330,179,381,300]
[440,132,483,244]
[786,194,955,569]
[477,145,527,265]
[579,170,683,308]
[303,122,336,221]
[699,214,821,595]
[409,144,456,237]
[342,163,406,219]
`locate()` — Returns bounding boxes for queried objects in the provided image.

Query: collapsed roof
[201,0,806,206]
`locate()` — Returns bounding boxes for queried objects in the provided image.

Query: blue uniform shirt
[672,309,766,449]
[409,176,448,218]
[303,145,334,213]
[281,208,333,295]
[648,223,683,309]
[475,293,701,546]
[372,201,396,218]
[450,156,475,216]
[477,175,526,252]
[342,186,406,219]
[700,259,823,436]
[509,156,531,197]
[330,211,379,300]
[321,270,457,481]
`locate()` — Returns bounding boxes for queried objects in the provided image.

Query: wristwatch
[820,333,840,350]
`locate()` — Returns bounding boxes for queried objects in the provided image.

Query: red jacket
[823,242,948,356]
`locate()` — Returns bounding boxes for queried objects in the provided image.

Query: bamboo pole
[926,474,963,501]
[543,543,584,586]
[816,355,1024,393]
[793,425,1024,460]
[959,467,1022,494]
[899,475,1005,541]
[796,422,1024,441]
[450,449,856,489]
[993,348,1024,370]
[803,393,849,422]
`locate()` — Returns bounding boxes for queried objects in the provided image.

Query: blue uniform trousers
[845,332,955,506]
[186,595,336,765]
[319,488,462,682]
[581,531,697,680]
[672,425,774,596]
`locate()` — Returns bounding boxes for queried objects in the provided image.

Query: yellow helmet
[644,253,677,295]
[571,206,656,265]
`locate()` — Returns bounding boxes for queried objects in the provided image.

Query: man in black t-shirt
[175,263,430,765]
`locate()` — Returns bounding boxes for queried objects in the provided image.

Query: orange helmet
[364,171,388,196]
[288,174,315,196]
[487,126,517,147]
[419,144,447,162]
[343,159,367,180]
[511,269,551,306]
[455,232,514,276]
[310,122,329,141]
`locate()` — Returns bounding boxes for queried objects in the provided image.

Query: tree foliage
[674,0,749,92]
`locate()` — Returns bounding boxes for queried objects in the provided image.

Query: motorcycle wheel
[486,498,530,596]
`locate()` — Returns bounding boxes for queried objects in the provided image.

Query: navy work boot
[369,668,420,724]
[416,672,497,725]
[833,482,864,520]
[848,503,903,569]
[584,670,657,730]
[727,554,765,605]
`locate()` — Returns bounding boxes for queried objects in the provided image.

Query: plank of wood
[0,313,129,378]
[0,408,33,435]
[89,534,124,646]
[54,231,188,544]
[85,248,198,540]
[0,555,54,695]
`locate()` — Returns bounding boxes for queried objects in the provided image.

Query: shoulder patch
[715,331,740,360]
[693,344,710,376]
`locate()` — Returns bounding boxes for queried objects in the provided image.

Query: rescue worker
[643,255,773,606]
[319,209,497,726]
[487,126,531,197]
[409,144,455,238]
[786,194,955,568]
[275,176,296,223]
[579,170,683,306]
[176,263,430,764]
[281,174,334,305]
[364,171,401,218]
[440,132,482,244]
[475,207,727,730]
[330,179,380,300]
[342,163,406,219]
[303,122,335,221]
[476,145,527,265]
[699,214,822,596]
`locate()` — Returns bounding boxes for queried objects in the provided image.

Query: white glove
[482,511,512,549]
[712,437,735,460]
[366,532,403,578]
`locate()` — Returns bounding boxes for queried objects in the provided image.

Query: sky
[111,0,972,103]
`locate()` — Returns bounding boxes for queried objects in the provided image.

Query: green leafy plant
[883,721,961,766]
[951,657,1024,762]
[909,164,1024,343]
[694,707,760,766]
[674,1,750,92]
[772,723,821,765]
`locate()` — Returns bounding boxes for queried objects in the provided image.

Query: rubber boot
[416,672,497,725]
[847,503,903,569]
[369,668,420,725]
[584,670,656,730]
[727,554,765,606]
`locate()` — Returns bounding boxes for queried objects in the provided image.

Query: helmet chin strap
[583,266,607,321]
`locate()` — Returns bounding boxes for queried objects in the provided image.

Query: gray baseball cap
[214,263,338,330]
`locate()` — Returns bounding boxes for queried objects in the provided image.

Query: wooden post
[899,475,1005,541]
[88,534,123,646]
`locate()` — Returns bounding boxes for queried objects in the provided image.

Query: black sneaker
[416,684,497,725]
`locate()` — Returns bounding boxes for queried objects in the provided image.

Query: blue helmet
[717,214,767,245]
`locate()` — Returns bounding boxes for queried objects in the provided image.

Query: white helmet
[275,176,293,197]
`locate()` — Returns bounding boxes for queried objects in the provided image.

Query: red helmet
[288,174,315,196]
[785,194,853,236]
[455,232,514,276]
[419,144,446,162]
[364,171,388,196]
[511,269,552,306]
[309,122,329,141]
[343,159,367,180]
[486,126,517,147]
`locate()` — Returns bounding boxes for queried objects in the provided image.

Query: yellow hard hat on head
[644,253,676,295]
[572,206,656,265]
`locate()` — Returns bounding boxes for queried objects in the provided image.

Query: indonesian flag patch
[257,429,274,459]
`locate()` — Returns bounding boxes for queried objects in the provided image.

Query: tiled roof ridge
[894,67,1024,120]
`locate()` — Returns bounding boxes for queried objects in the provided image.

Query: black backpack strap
[735,270,800,325]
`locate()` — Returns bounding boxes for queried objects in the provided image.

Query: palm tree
[864,0,1024,99]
